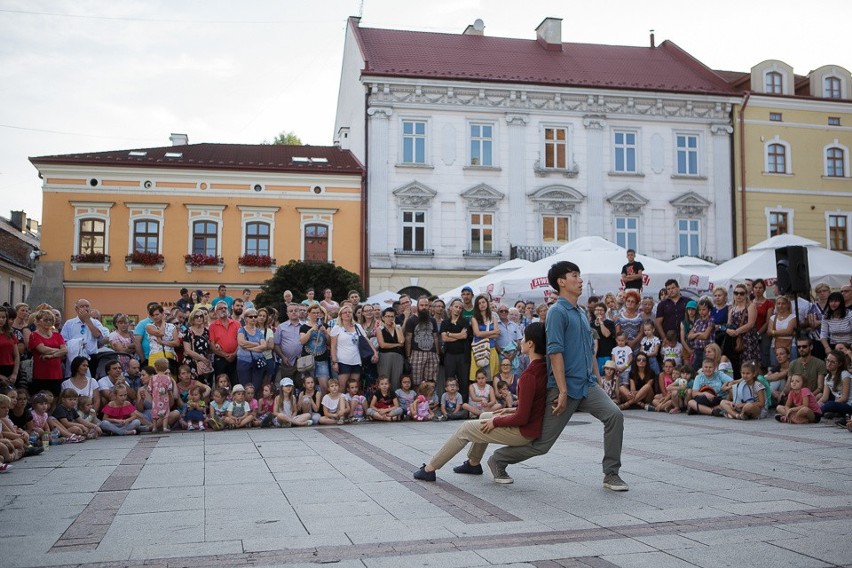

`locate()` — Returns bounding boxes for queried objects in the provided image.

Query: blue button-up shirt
[60,317,109,356]
[546,297,596,399]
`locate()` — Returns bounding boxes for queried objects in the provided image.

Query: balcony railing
[510,245,559,262]
[463,249,502,257]
[394,248,435,256]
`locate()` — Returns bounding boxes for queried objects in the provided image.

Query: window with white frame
[826,147,846,177]
[401,210,426,252]
[79,218,106,255]
[675,134,699,175]
[245,222,270,256]
[828,214,849,251]
[765,71,783,94]
[544,127,568,169]
[824,76,842,99]
[768,210,789,237]
[469,123,493,166]
[192,220,219,256]
[132,220,159,253]
[542,215,569,244]
[613,130,637,173]
[614,216,638,250]
[469,212,494,254]
[677,219,701,256]
[767,143,787,173]
[401,120,426,164]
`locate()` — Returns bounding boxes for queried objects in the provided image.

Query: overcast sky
[2,0,850,222]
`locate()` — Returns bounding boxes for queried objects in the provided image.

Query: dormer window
[825,76,842,99]
[765,71,783,94]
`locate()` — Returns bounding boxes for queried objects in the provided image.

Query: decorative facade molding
[710,124,734,136]
[461,183,505,210]
[606,188,649,215]
[669,191,712,217]
[528,184,585,213]
[367,105,393,119]
[392,181,438,207]
[505,113,529,125]
[582,116,607,130]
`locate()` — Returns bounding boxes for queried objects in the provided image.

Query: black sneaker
[260,414,275,428]
[413,464,436,482]
[23,446,44,457]
[686,407,698,415]
[452,460,483,475]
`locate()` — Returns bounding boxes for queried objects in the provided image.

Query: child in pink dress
[776,374,822,424]
[150,359,174,433]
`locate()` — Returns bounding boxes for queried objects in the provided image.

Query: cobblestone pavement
[1,411,850,568]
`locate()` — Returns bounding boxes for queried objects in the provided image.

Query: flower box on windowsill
[184,254,224,273]
[70,254,111,272]
[125,253,165,272]
[238,255,277,274]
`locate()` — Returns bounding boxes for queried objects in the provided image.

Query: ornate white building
[334,17,740,294]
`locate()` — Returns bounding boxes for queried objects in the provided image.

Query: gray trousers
[492,383,623,476]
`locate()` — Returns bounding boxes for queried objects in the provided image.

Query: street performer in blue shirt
[489,260,628,491]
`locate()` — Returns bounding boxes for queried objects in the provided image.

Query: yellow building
[727,61,852,255]
[30,137,364,320]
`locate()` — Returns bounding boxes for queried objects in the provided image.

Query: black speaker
[775,246,810,295]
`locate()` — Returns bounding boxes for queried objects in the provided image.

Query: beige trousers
[427,412,531,470]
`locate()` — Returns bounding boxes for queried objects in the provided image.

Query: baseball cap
[686,300,698,309]
[231,384,245,393]
[279,377,294,388]
[461,286,474,294]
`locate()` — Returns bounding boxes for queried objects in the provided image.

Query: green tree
[254,260,364,312]
[263,130,303,145]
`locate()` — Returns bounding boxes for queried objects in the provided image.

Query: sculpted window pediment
[606,188,649,215]
[461,183,505,210]
[670,191,711,217]
[528,184,585,213]
[392,181,437,207]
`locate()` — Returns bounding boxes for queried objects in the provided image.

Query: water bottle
[42,431,49,450]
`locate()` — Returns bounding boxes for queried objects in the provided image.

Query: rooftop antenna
[358,0,364,18]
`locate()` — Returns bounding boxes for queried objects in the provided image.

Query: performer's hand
[479,417,496,433]
[553,392,568,415]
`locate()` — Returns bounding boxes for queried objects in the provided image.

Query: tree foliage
[254,260,364,311]
[263,130,303,145]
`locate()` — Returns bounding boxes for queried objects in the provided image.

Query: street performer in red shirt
[414,322,548,482]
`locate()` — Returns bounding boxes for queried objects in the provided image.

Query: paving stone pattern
[0,411,850,568]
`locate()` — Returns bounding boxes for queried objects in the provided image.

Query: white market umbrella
[365,290,400,306]
[496,236,704,304]
[708,234,852,291]
[669,256,716,275]
[438,259,531,302]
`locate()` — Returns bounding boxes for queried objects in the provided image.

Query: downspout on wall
[737,92,751,255]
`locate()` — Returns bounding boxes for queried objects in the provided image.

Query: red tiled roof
[30,144,364,175]
[353,23,736,96]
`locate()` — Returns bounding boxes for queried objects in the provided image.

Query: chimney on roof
[650,29,655,48]
[535,17,562,51]
[463,18,485,36]
[10,210,26,232]
[26,218,39,235]
[169,133,189,146]
[335,127,351,150]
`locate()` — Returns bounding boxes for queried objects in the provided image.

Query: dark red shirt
[493,358,548,439]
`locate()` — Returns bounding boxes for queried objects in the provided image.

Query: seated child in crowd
[273,378,312,427]
[208,387,234,430]
[257,383,276,427]
[410,382,434,422]
[687,359,733,416]
[182,386,207,431]
[367,376,402,422]
[611,332,633,384]
[649,359,677,413]
[228,385,255,428]
[320,378,348,425]
[344,378,367,423]
[776,374,822,424]
[440,379,467,421]
[720,362,767,420]
[100,384,143,435]
[495,380,515,410]
[53,389,100,440]
[298,376,322,424]
[660,330,683,367]
[463,369,500,417]
[599,360,619,403]
[395,375,416,419]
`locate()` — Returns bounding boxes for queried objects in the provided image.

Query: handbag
[297,329,319,373]
[471,338,491,368]
[251,352,267,370]
[195,356,213,375]
[355,326,374,361]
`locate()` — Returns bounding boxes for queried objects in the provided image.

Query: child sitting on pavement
[720,361,767,420]
[439,379,467,421]
[687,358,733,416]
[776,374,822,424]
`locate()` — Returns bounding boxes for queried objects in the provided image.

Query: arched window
[192,220,218,256]
[767,143,787,173]
[78,218,106,255]
[245,221,270,256]
[825,76,842,99]
[133,219,159,253]
[827,147,845,177]
[765,71,783,94]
